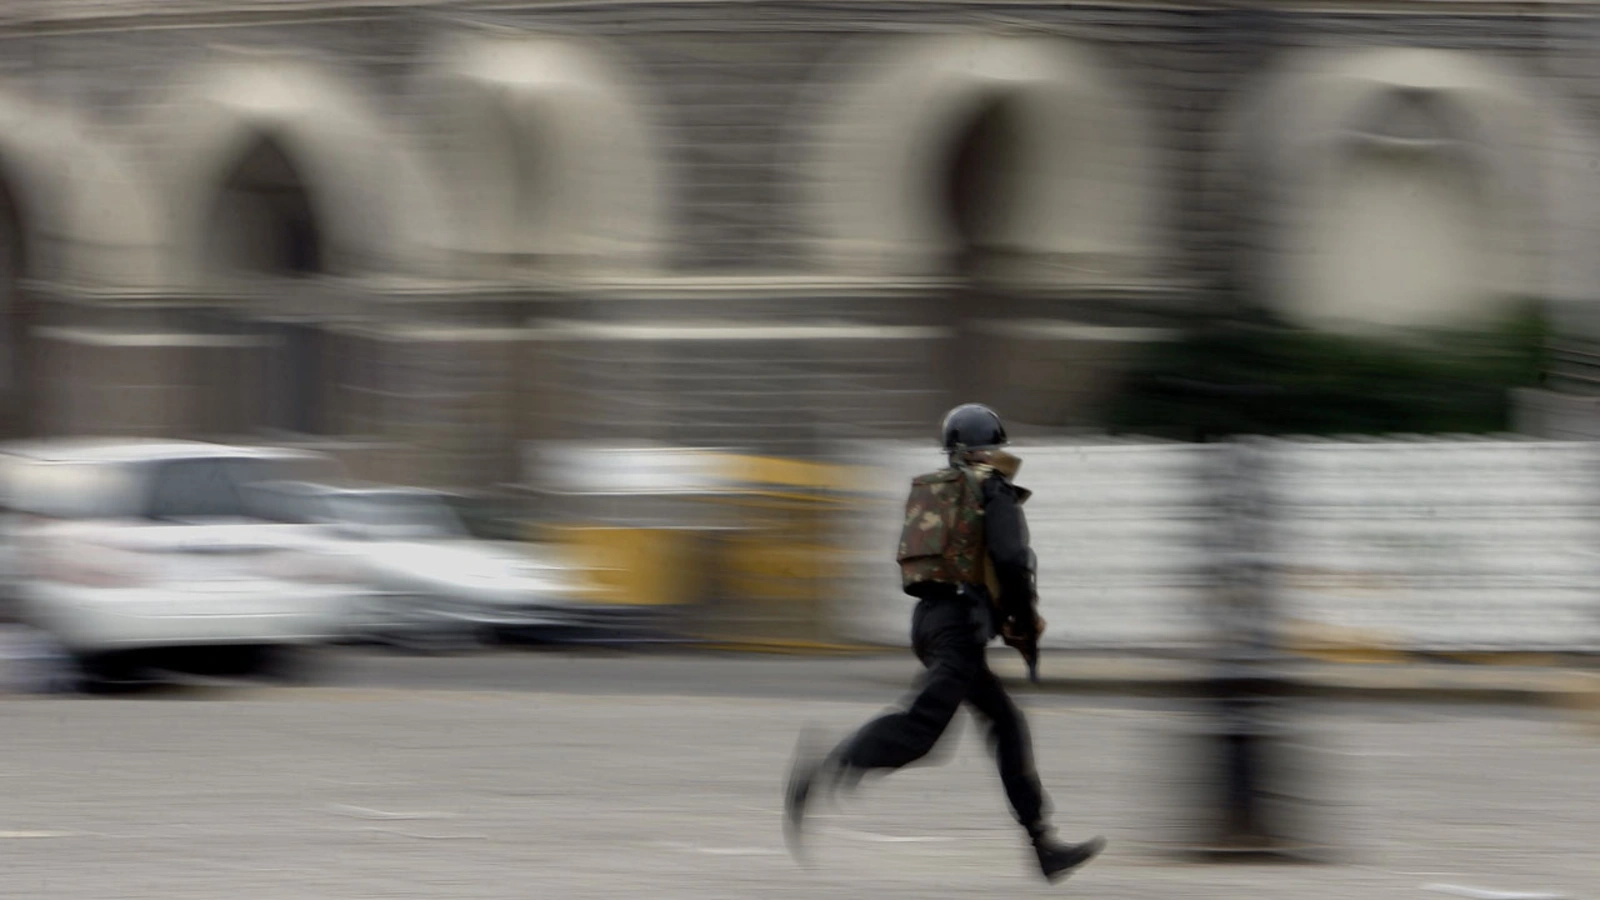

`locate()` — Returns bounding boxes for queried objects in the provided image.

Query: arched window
[204,133,324,278]
[428,33,667,271]
[1233,49,1551,334]
[1295,88,1498,332]
[805,34,1160,282]
[203,133,329,436]
[0,168,29,435]
[940,94,1025,277]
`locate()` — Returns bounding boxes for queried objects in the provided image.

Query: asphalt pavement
[2,647,1599,900]
[3,668,1598,900]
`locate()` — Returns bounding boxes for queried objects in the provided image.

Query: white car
[0,439,365,688]
[242,480,645,649]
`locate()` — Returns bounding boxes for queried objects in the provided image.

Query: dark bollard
[1162,442,1329,863]
[1194,655,1299,858]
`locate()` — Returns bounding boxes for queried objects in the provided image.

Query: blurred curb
[693,639,890,656]
[698,641,1600,706]
[1276,665,1600,706]
[948,653,1600,706]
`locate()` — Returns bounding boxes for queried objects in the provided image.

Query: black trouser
[835,587,1051,836]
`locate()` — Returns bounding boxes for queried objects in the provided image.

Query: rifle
[1017,637,1040,683]
[1002,612,1044,684]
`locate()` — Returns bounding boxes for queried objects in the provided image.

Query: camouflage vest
[896,464,990,591]
[895,449,1028,596]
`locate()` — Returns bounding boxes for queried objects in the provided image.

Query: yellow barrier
[537,525,710,608]
[691,456,864,647]
[531,452,870,648]
[720,454,869,493]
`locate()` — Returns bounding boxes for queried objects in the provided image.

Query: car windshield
[239,483,319,525]
[329,491,467,539]
[145,456,333,521]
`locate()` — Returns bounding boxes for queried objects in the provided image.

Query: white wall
[836,441,1225,650]
[838,439,1600,653]
[1266,441,1600,651]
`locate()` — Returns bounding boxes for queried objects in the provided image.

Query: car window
[262,455,345,484]
[145,459,248,520]
[0,452,336,522]
[331,492,468,539]
[442,495,523,541]
[147,455,341,521]
[239,484,322,525]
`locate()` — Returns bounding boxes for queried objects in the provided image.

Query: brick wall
[3,1,1594,488]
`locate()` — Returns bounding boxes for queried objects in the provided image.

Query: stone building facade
[0,1,1597,490]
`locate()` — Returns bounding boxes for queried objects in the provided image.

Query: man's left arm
[983,477,1046,644]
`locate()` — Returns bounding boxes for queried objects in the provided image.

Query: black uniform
[834,471,1048,835]
[784,402,1105,883]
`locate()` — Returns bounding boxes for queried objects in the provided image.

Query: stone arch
[0,90,163,435]
[0,92,162,288]
[1221,47,1597,333]
[421,30,668,274]
[801,33,1164,282]
[140,52,451,286]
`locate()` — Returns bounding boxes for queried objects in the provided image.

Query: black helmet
[941,403,1008,452]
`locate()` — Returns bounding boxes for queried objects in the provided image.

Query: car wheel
[72,651,145,695]
[252,645,318,685]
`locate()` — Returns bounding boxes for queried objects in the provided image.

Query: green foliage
[1101,302,1549,440]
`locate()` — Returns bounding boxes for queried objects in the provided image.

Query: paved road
[3,653,1597,900]
[229,646,1600,711]
[311,646,939,703]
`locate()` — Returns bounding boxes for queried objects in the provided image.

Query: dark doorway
[937,95,1026,403]
[205,133,331,436]
[940,94,1025,278]
[205,134,324,277]
[0,171,32,437]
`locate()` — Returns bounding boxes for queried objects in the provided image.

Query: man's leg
[965,665,1048,832]
[785,597,981,852]
[966,665,1106,882]
[834,597,983,772]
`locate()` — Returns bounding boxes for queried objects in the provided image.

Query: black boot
[784,733,852,860]
[1032,831,1106,883]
